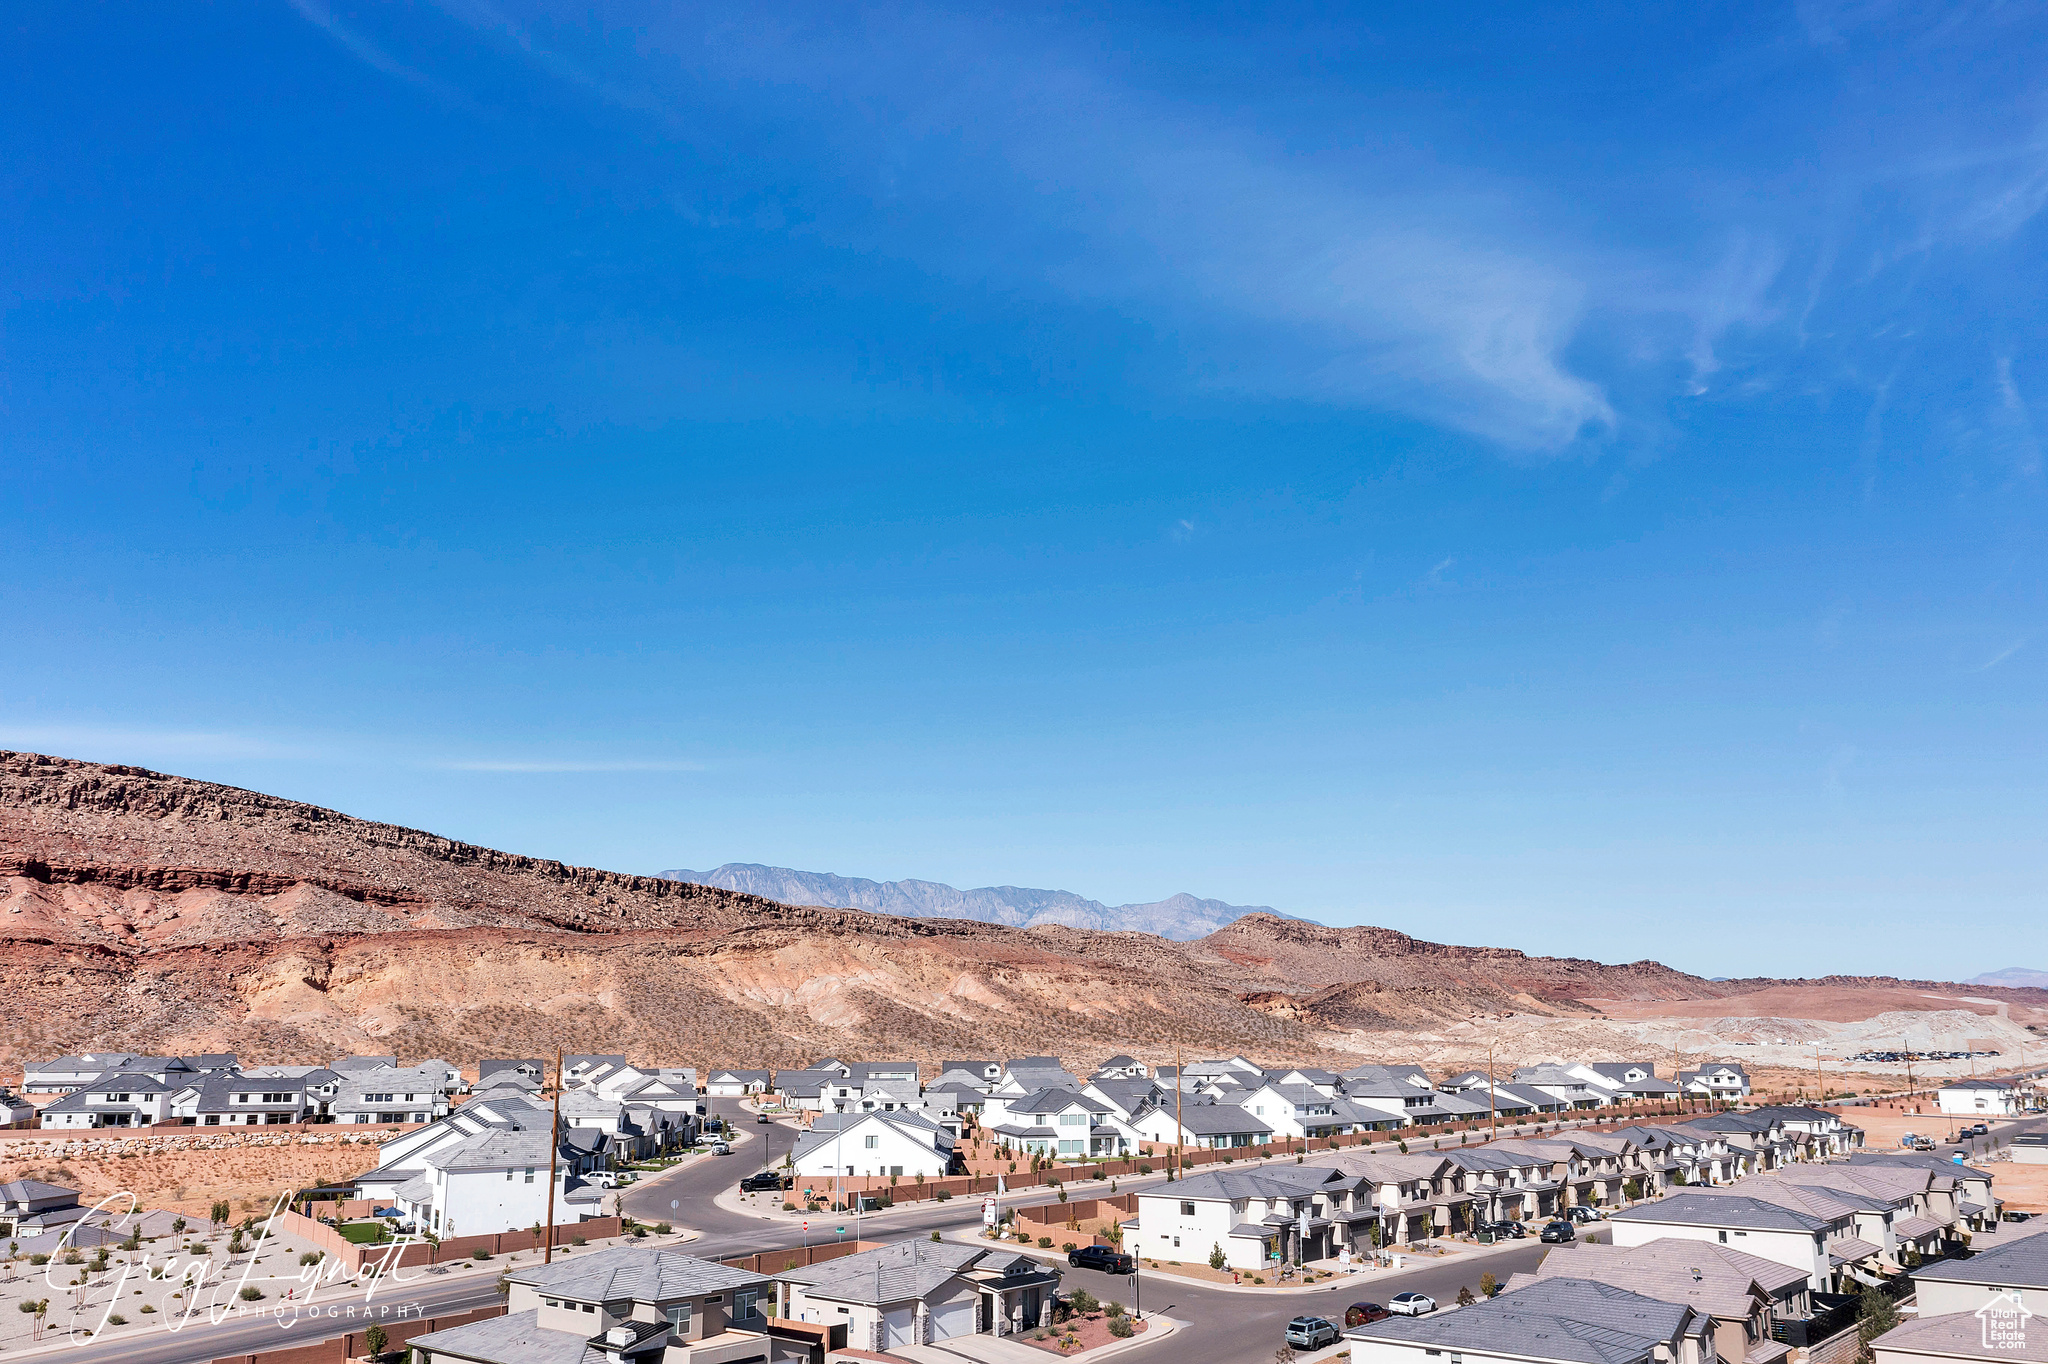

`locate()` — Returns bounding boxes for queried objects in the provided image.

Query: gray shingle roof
[506,1247,769,1301]
[1607,1192,1829,1234]
[781,1239,1008,1305]
[1913,1229,2048,1289]
[404,1308,595,1364]
[1347,1277,1701,1363]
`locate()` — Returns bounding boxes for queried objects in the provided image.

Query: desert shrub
[654,1223,673,1235]
[1062,1242,1077,1253]
[238,1287,263,1301]
[1038,1236,1052,1249]
[472,1247,491,1260]
[1108,1317,1134,1338]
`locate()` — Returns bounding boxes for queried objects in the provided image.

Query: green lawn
[337,1222,388,1245]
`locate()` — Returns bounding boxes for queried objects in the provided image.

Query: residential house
[1135,1164,1372,1269]
[478,1059,546,1086]
[561,1055,633,1091]
[0,1180,88,1238]
[936,1061,1003,1089]
[1504,1236,1815,1360]
[1508,1064,1611,1109]
[241,1065,347,1113]
[331,1065,455,1124]
[991,1058,1085,1097]
[1346,1277,1717,1364]
[1234,1082,1351,1140]
[408,1246,789,1364]
[391,1128,607,1238]
[169,1073,321,1126]
[1679,1062,1752,1099]
[1608,1191,1867,1292]
[790,1111,956,1181]
[705,1069,773,1097]
[780,1239,1060,1346]
[352,1087,567,1209]
[1315,1152,1470,1245]
[984,1089,1129,1159]
[1569,1061,1681,1104]
[1089,1055,1148,1081]
[1126,1097,1273,1150]
[1846,1152,2001,1232]
[1911,1232,2048,1318]
[0,1087,33,1129]
[1867,1311,2048,1364]
[20,1053,202,1095]
[37,1074,175,1128]
[1939,1080,2021,1117]
[329,1055,399,1077]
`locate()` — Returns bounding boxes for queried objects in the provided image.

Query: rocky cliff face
[0,751,1730,1071]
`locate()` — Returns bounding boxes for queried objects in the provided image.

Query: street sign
[670,1200,679,1211]
[982,1196,998,1227]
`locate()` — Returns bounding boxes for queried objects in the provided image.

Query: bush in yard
[365,1323,387,1357]
[1069,1289,1097,1315]
[300,1251,323,1265]
[1106,1301,1126,1319]
[781,1201,797,1211]
[654,1222,673,1235]
[1456,1286,1475,1306]
[1062,1242,1077,1253]
[932,1232,942,1242]
[572,1236,587,1247]
[1209,1243,1226,1270]
[1251,1275,1264,1284]
[1479,1272,1500,1298]
[1108,1315,1134,1338]
[934,1189,951,1201]
[107,1314,126,1326]
[472,1247,492,1260]
[28,1254,49,1266]
[140,1304,155,1314]
[238,1287,263,1301]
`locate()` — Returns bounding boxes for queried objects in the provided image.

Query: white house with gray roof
[391,1128,606,1238]
[409,1246,786,1364]
[37,1073,175,1128]
[1912,1231,2048,1319]
[790,1111,956,1181]
[1938,1079,2021,1117]
[1609,1191,1855,1291]
[984,1089,1131,1158]
[331,1066,453,1125]
[169,1072,323,1126]
[1127,1097,1274,1149]
[780,1238,1059,1347]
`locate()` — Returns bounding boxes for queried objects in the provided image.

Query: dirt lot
[0,1142,384,1220]
[1990,1162,2048,1213]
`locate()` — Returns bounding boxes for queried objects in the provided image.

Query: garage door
[932,1297,977,1340]
[883,1306,918,1348]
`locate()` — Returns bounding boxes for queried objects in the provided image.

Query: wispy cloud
[1990,354,2043,477]
[1977,636,2028,672]
[283,0,467,101]
[0,725,321,763]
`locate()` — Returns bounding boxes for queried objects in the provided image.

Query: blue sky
[3,2,2043,980]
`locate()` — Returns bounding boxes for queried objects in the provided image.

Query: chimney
[606,1325,633,1347]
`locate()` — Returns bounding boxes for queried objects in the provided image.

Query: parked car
[1964,1123,1990,1136]
[1539,1220,1576,1243]
[1387,1292,1436,1316]
[738,1171,792,1193]
[756,1112,773,1124]
[1344,1303,1391,1327]
[1566,1205,1604,1223]
[1068,1245,1136,1274]
[708,1140,732,1155]
[1285,1317,1341,1349]
[1477,1219,1526,1238]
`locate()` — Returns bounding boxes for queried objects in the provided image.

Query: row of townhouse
[406,1238,1066,1364]
[1356,1155,2015,1364]
[30,1052,468,1129]
[1133,1106,1869,1272]
[776,1053,1771,1182]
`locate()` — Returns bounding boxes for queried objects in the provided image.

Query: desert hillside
[0,751,1807,1072]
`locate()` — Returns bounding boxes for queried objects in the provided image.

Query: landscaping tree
[1857,1283,1899,1360]
[1456,1285,1476,1306]
[1209,1242,1227,1270]
[364,1323,388,1358]
[1479,1272,1500,1298]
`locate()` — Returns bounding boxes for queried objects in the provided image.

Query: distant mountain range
[657,863,1312,940]
[1969,967,2048,989]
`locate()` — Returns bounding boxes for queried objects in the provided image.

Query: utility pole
[1487,1039,1498,1142]
[545,1046,562,1264]
[1816,1044,1824,1105]
[1173,1037,1184,1183]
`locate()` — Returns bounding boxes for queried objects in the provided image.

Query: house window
[734,1289,760,1322]
[864,1135,878,1149]
[524,1168,535,1184]
[667,1304,692,1335]
[1180,1202,1196,1217]
[204,1115,220,1125]
[1718,1230,1727,1243]
[1059,1113,1085,1126]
